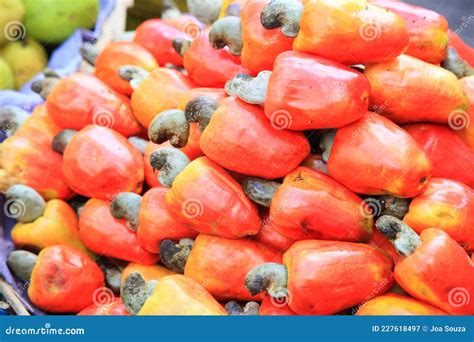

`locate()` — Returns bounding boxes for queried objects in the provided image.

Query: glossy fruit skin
[138,188,198,254]
[165,157,261,239]
[134,19,190,66]
[11,199,87,253]
[120,263,176,285]
[265,51,370,130]
[395,228,474,315]
[364,55,468,124]
[270,167,373,242]
[294,0,409,65]
[28,245,104,313]
[283,240,393,315]
[185,234,282,301]
[369,229,401,264]
[369,0,448,64]
[458,76,474,149]
[184,33,251,88]
[259,296,296,316]
[356,293,448,315]
[449,30,474,67]
[403,178,474,252]
[46,73,141,137]
[138,275,227,315]
[177,87,227,161]
[328,112,433,197]
[253,209,293,253]
[1,105,72,200]
[79,199,159,265]
[240,0,295,74]
[62,125,144,200]
[95,41,158,96]
[201,97,310,178]
[78,298,130,316]
[131,68,195,128]
[405,124,474,187]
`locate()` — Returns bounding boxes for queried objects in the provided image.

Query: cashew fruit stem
[148,109,190,148]
[225,71,271,105]
[110,192,143,231]
[52,129,77,154]
[172,38,192,57]
[159,238,194,273]
[441,47,474,79]
[320,129,337,163]
[118,65,149,90]
[5,185,46,223]
[209,16,243,56]
[31,68,60,100]
[225,301,260,315]
[7,250,38,282]
[149,147,190,187]
[260,0,303,38]
[0,107,29,138]
[80,44,99,66]
[375,215,421,257]
[242,177,281,207]
[184,96,218,132]
[121,272,157,315]
[245,262,288,298]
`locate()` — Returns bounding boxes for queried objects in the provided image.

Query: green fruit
[1,38,47,89]
[0,57,14,89]
[0,0,26,46]
[23,0,99,44]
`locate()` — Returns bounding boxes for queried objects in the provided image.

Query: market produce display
[0,0,473,317]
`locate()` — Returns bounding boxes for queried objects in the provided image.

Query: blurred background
[406,0,473,42]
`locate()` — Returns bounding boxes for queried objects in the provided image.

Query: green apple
[0,57,15,89]
[1,38,47,89]
[0,0,26,46]
[23,0,99,44]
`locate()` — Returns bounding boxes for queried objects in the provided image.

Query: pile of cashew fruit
[1,0,473,316]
